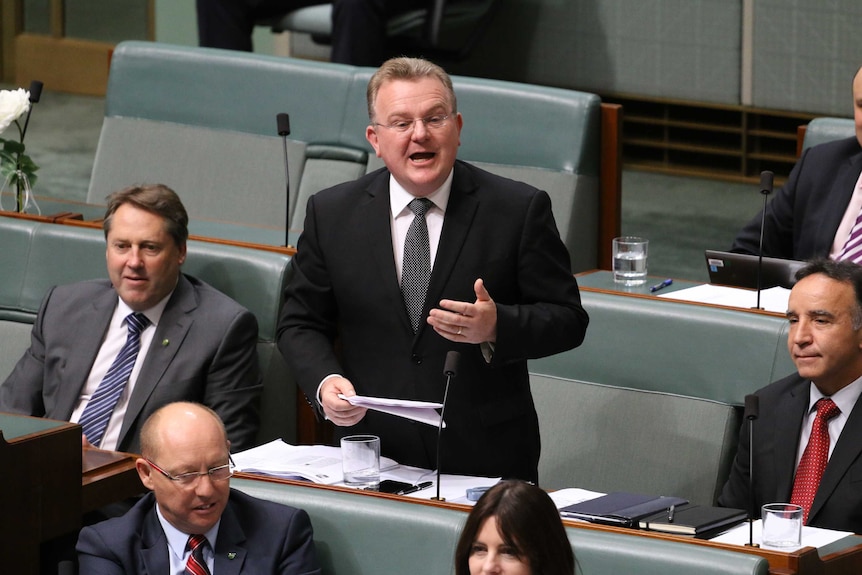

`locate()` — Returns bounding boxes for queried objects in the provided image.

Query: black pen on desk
[667,505,675,523]
[650,278,673,293]
[397,481,434,495]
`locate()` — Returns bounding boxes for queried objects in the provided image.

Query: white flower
[0,88,31,136]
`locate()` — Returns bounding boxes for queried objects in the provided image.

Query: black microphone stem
[434,351,460,501]
[276,113,291,248]
[756,171,774,310]
[744,394,759,547]
[435,371,453,501]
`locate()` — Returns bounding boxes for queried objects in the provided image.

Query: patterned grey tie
[402,198,433,332]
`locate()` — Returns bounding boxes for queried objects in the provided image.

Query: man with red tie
[720,258,862,533]
[77,402,322,574]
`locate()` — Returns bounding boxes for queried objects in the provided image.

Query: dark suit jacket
[77,489,321,575]
[719,373,862,533]
[732,137,862,259]
[277,161,589,482]
[0,274,262,451]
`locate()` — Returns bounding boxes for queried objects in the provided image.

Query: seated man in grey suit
[77,402,321,574]
[0,184,262,452]
[720,258,862,533]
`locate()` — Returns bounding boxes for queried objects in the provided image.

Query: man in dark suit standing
[277,57,588,483]
[0,184,262,452]
[732,65,862,261]
[77,402,321,574]
[719,259,862,533]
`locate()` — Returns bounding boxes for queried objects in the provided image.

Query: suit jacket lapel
[119,275,196,445]
[818,150,862,254]
[213,497,248,575]
[140,498,170,575]
[809,393,862,521]
[363,170,420,334]
[772,379,809,501]
[55,287,117,419]
[426,162,479,316]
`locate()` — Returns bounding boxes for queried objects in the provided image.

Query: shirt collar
[807,375,862,416]
[389,168,453,218]
[155,502,221,563]
[116,286,174,327]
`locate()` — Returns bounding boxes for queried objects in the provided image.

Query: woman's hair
[454,480,574,575]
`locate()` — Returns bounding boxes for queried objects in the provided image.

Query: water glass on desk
[341,435,380,488]
[761,503,802,547]
[612,236,648,285]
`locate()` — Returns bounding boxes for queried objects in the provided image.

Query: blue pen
[649,279,673,293]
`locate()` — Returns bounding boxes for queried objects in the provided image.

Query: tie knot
[126,312,150,335]
[408,198,433,217]
[816,398,840,421]
[187,534,208,553]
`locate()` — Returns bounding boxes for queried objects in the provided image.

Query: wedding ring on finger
[457,327,462,336]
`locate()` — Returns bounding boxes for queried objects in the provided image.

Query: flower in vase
[0,88,30,133]
[0,85,41,209]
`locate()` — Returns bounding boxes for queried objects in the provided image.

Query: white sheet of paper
[338,393,444,427]
[380,465,499,504]
[709,519,853,550]
[658,284,790,313]
[549,487,606,510]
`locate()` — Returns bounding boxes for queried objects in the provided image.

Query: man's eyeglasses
[372,114,451,133]
[145,456,235,487]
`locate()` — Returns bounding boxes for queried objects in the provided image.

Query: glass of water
[612,236,649,285]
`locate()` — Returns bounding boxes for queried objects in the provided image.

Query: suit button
[411,354,423,364]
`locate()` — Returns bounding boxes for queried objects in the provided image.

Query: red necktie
[185,534,211,575]
[790,398,841,524]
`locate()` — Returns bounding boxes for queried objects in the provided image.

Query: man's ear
[136,458,155,491]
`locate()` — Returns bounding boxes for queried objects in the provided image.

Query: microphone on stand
[432,351,460,501]
[743,394,760,547]
[755,170,774,310]
[276,113,291,248]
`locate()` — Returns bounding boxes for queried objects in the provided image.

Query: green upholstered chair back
[231,478,770,575]
[532,374,739,505]
[802,117,855,150]
[89,42,602,270]
[531,290,797,406]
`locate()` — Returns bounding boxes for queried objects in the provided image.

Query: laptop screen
[705,250,805,289]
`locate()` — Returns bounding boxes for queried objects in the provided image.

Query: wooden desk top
[82,448,144,514]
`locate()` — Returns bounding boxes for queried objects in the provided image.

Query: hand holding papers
[338,394,444,427]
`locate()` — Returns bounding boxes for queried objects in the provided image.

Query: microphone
[276,113,291,248]
[17,80,43,212]
[743,394,760,547]
[432,351,459,501]
[755,170,774,310]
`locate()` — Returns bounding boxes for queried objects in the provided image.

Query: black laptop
[704,250,805,289]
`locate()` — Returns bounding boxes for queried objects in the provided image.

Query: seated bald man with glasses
[77,402,322,575]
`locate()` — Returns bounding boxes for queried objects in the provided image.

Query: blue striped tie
[79,312,150,447]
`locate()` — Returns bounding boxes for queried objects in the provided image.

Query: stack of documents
[232,440,398,484]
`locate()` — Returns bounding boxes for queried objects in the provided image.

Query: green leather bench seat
[532,374,739,504]
[87,41,602,271]
[802,117,854,150]
[529,289,798,502]
[232,478,770,575]
[0,217,295,443]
